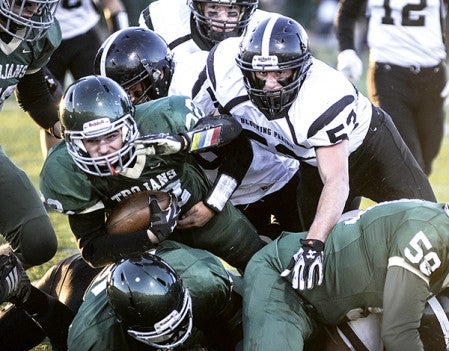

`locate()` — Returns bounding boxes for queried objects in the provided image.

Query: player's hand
[280,239,324,290]
[134,133,188,155]
[441,81,449,107]
[177,201,215,229]
[147,193,180,243]
[337,49,363,82]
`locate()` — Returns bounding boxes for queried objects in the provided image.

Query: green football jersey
[243,199,449,351]
[40,95,206,215]
[0,21,61,108]
[40,95,264,271]
[67,240,237,351]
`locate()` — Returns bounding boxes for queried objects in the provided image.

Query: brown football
[106,190,171,235]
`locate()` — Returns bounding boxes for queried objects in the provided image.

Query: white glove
[280,239,324,290]
[337,49,363,82]
[133,133,188,156]
[441,81,449,107]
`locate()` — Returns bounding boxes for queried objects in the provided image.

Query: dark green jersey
[40,95,264,270]
[0,21,61,108]
[67,240,239,351]
[41,96,208,215]
[243,200,449,351]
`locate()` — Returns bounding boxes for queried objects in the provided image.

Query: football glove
[441,81,449,107]
[337,49,363,82]
[134,133,188,156]
[280,239,324,291]
[148,193,180,243]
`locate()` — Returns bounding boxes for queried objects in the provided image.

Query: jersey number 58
[404,231,441,276]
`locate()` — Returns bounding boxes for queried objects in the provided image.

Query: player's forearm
[306,179,349,242]
[335,0,366,51]
[382,266,428,351]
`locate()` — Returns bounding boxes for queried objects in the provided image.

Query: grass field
[0,48,448,350]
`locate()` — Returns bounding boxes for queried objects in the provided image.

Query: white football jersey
[55,0,100,40]
[367,0,446,66]
[200,37,373,167]
[168,45,300,205]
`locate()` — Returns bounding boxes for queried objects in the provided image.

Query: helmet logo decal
[83,118,111,133]
[252,55,278,70]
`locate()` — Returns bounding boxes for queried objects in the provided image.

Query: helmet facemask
[64,114,139,177]
[127,289,193,349]
[189,0,257,43]
[0,0,59,42]
[122,55,174,104]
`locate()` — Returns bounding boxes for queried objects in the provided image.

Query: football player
[194,14,436,290]
[0,241,243,350]
[39,75,265,271]
[138,0,272,63]
[94,26,302,237]
[335,0,447,176]
[243,199,449,351]
[0,0,61,269]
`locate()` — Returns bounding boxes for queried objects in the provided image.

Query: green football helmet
[59,75,139,177]
[0,0,59,42]
[107,252,193,349]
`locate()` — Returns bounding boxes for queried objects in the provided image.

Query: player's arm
[99,0,129,32]
[281,142,349,290]
[307,141,349,243]
[335,0,366,81]
[68,194,179,268]
[335,0,366,52]
[381,266,428,351]
[15,69,61,138]
[133,114,243,155]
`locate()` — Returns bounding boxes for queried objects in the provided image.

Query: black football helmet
[188,0,258,43]
[59,75,139,177]
[94,27,174,104]
[236,15,312,119]
[107,252,193,350]
[0,0,59,42]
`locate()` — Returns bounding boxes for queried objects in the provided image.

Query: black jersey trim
[307,95,354,138]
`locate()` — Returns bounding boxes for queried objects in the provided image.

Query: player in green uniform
[0,241,243,350]
[0,0,61,268]
[243,199,449,351]
[40,75,265,271]
[68,241,243,351]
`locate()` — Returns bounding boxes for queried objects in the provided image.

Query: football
[106,190,171,235]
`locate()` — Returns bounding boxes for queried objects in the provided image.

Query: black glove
[133,133,188,155]
[148,193,180,242]
[280,239,324,290]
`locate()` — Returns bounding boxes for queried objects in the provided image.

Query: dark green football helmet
[107,252,193,349]
[59,75,139,176]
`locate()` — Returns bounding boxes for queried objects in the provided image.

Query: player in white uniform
[336,0,447,175]
[138,0,271,63]
[95,26,302,236]
[195,14,436,290]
